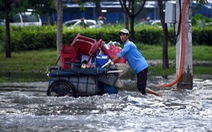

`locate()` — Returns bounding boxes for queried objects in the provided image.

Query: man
[146,17,151,25]
[111,29,162,97]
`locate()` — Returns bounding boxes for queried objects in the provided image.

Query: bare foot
[145,88,162,97]
[155,92,162,97]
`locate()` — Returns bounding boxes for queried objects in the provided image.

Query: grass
[0,45,211,82]
[0,49,57,73]
[139,44,212,61]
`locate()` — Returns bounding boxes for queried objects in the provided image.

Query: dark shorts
[137,67,148,94]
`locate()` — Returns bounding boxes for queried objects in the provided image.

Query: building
[41,1,212,25]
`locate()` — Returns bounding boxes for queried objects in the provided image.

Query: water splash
[0,79,211,132]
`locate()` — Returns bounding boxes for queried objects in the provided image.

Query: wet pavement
[0,78,211,132]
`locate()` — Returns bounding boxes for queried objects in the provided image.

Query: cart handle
[107,70,123,74]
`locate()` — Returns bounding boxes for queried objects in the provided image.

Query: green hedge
[0,25,211,51]
[192,27,212,45]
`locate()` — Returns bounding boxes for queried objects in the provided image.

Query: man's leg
[137,68,162,97]
[137,68,148,94]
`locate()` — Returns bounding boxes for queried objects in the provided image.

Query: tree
[53,0,87,65]
[119,0,146,40]
[0,0,28,58]
[157,0,169,69]
[28,0,55,25]
[53,0,63,65]
[93,0,103,17]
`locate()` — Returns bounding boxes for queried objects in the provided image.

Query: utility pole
[176,0,193,89]
[161,1,193,89]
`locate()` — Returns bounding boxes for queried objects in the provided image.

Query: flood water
[0,78,211,132]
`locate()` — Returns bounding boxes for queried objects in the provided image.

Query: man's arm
[112,55,120,63]
[105,55,120,67]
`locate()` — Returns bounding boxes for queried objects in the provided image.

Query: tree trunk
[54,0,63,66]
[125,13,129,29]
[130,16,134,41]
[5,1,11,58]
[46,13,50,25]
[129,0,134,40]
[119,0,146,42]
[157,0,169,69]
[94,0,102,17]
[162,25,169,69]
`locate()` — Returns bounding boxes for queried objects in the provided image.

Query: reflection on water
[0,78,211,132]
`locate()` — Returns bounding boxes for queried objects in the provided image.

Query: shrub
[0,24,211,51]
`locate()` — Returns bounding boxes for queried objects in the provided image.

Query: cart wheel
[47,80,76,97]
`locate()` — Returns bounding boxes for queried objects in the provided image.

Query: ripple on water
[0,79,211,131]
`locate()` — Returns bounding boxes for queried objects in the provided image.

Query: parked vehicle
[136,20,171,28]
[10,12,42,26]
[150,20,162,28]
[151,20,171,28]
[0,19,5,26]
[63,19,97,29]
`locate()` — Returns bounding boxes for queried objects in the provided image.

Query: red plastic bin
[71,33,97,46]
[71,34,102,64]
[102,44,126,63]
[60,45,79,69]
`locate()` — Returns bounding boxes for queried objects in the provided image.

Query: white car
[63,19,97,29]
[10,12,42,26]
[151,20,171,28]
[151,20,161,26]
[0,19,5,26]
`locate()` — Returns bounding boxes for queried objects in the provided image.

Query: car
[151,20,171,28]
[151,20,162,27]
[63,19,97,29]
[136,19,171,28]
[10,12,42,26]
[0,19,5,26]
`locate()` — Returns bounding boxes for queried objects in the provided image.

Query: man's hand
[106,61,114,68]
[101,59,112,68]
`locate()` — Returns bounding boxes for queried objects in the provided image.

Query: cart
[47,66,121,97]
[46,34,125,97]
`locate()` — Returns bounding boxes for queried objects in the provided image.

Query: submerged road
[0,78,211,132]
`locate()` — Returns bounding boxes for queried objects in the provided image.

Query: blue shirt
[118,40,148,74]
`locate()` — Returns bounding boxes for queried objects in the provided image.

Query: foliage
[119,0,146,41]
[192,14,212,27]
[194,0,208,9]
[0,0,29,19]
[134,26,163,45]
[0,24,211,51]
[7,25,57,50]
[192,26,212,45]
[27,0,56,25]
